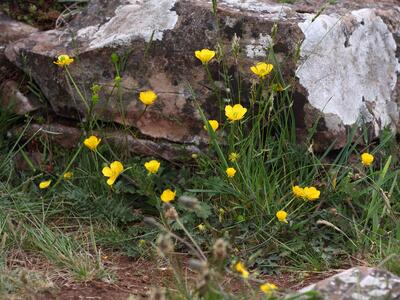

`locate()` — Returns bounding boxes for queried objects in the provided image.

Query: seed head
[156,233,174,257]
[213,238,228,261]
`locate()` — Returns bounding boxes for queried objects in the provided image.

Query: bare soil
[23,254,340,300]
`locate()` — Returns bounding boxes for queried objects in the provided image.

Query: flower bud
[114,76,122,86]
[91,94,99,104]
[111,53,119,64]
[91,84,101,94]
[163,203,178,220]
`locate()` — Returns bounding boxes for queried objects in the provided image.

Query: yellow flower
[292,185,305,198]
[139,90,157,106]
[204,120,219,132]
[53,54,74,67]
[83,135,101,151]
[160,189,176,203]
[303,186,320,201]
[226,167,236,178]
[235,262,249,279]
[273,83,285,92]
[63,172,73,179]
[229,152,239,162]
[191,153,198,159]
[102,161,124,186]
[250,62,273,78]
[195,49,216,64]
[197,224,206,231]
[225,104,247,122]
[39,180,51,189]
[361,152,374,166]
[276,210,288,223]
[260,283,278,295]
[144,160,160,174]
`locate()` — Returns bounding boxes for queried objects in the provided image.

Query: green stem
[65,67,90,112]
[50,145,82,191]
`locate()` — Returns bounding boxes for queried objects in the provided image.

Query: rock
[25,123,82,150]
[4,0,400,151]
[296,7,400,150]
[295,267,400,300]
[13,152,44,172]
[21,123,198,161]
[0,80,41,115]
[0,12,38,44]
[0,12,38,82]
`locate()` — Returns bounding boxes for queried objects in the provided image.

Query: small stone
[294,267,400,300]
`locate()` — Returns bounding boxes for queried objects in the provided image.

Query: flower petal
[107,177,116,186]
[102,167,112,177]
[110,161,124,174]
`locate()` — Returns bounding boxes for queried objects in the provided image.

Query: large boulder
[4,0,400,151]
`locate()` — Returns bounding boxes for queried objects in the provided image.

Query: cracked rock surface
[4,0,400,151]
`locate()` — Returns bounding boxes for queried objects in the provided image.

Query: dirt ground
[23,254,339,300]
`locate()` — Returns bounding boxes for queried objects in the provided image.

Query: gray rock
[20,123,199,161]
[0,80,41,115]
[0,12,38,82]
[0,12,38,44]
[296,267,400,300]
[4,0,400,151]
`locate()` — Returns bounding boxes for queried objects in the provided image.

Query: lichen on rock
[78,0,179,49]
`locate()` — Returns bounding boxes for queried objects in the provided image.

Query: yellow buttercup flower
[250,62,273,78]
[229,152,239,162]
[139,90,157,106]
[260,283,278,295]
[195,49,216,64]
[54,54,74,67]
[160,189,176,203]
[39,180,51,189]
[303,186,320,201]
[276,210,288,223]
[225,104,247,122]
[197,224,206,231]
[84,135,101,151]
[361,152,374,166]
[102,161,124,186]
[191,153,198,159]
[144,160,160,174]
[292,185,305,198]
[226,167,236,178]
[63,172,73,179]
[204,120,219,132]
[235,262,249,279]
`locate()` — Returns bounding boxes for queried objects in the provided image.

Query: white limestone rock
[296,9,400,135]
